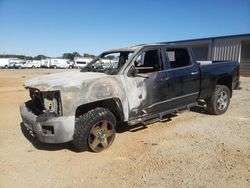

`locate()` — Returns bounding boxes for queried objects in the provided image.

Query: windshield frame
[82,50,136,74]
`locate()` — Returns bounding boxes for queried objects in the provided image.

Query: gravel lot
[0,69,249,188]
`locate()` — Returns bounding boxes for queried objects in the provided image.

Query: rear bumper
[20,102,75,143]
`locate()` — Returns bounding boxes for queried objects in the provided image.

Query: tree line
[0,52,96,61]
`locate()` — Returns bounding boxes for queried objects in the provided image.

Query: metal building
[166,34,250,75]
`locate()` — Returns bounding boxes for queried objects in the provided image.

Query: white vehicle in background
[14,61,30,69]
[67,61,75,68]
[74,57,93,68]
[14,60,41,69]
[31,60,41,68]
[0,58,10,68]
[8,59,22,68]
[13,61,25,69]
[41,59,51,68]
[50,58,70,69]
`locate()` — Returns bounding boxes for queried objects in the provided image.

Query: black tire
[73,107,116,152]
[4,65,8,69]
[206,85,230,115]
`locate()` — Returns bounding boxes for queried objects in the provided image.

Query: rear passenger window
[166,49,191,68]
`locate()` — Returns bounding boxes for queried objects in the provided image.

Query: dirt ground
[0,69,249,188]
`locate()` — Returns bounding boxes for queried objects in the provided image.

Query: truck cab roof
[104,43,189,53]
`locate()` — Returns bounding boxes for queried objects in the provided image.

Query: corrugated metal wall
[172,35,250,74]
[241,40,250,75]
[211,38,241,61]
[174,40,210,61]
[191,44,209,61]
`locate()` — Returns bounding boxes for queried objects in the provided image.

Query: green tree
[62,52,81,60]
[33,55,47,60]
[106,55,115,60]
[62,53,74,60]
[83,53,95,58]
[72,52,80,57]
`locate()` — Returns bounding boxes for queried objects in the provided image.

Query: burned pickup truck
[20,44,240,152]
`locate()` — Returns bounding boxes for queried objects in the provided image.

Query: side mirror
[129,65,138,77]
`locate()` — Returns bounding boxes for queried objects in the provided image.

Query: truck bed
[199,61,240,99]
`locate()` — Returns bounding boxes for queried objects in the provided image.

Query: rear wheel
[73,107,116,152]
[206,85,230,115]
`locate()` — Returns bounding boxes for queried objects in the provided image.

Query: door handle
[191,71,199,75]
[160,77,170,81]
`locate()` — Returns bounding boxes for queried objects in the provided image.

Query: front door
[125,48,174,119]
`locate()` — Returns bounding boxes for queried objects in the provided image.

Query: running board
[128,102,198,126]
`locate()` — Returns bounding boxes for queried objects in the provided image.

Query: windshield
[81,51,134,74]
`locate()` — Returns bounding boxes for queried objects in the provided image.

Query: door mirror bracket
[128,65,138,77]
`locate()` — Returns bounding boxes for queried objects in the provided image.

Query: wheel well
[75,98,124,122]
[216,76,232,97]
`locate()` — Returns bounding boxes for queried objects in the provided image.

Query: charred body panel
[23,72,128,117]
[20,102,75,143]
[21,73,129,143]
[29,89,62,116]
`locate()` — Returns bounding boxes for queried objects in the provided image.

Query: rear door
[164,48,200,107]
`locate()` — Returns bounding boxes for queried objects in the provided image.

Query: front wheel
[206,85,230,115]
[73,107,116,152]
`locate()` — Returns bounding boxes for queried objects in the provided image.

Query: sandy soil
[0,69,249,188]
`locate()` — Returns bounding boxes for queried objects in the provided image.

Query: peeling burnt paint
[124,76,147,117]
[24,71,131,120]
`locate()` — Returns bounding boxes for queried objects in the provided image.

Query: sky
[0,0,249,57]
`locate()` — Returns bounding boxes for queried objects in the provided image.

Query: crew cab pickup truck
[20,44,240,152]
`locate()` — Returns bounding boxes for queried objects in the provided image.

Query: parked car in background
[14,61,27,69]
[49,58,70,69]
[74,57,93,68]
[14,60,41,69]
[8,59,22,68]
[41,59,51,68]
[0,58,10,68]
[0,58,41,69]
[8,61,17,68]
[30,60,41,68]
[67,61,75,68]
[74,61,88,68]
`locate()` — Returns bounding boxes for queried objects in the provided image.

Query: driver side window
[134,49,161,73]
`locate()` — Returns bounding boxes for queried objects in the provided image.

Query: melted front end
[28,89,62,119]
[20,88,75,143]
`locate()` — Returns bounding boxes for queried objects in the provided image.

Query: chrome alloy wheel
[217,91,228,111]
[88,120,115,152]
